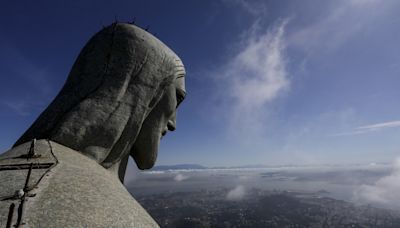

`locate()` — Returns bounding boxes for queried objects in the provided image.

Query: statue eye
[176,88,186,108]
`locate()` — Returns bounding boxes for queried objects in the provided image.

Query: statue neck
[106,154,129,183]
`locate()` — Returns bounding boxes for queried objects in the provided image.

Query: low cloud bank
[353,158,400,209]
[174,173,189,182]
[226,185,246,201]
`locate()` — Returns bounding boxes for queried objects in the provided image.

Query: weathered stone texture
[1,140,159,227]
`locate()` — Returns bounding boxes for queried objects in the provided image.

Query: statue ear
[146,74,175,110]
[100,95,151,169]
[101,81,165,169]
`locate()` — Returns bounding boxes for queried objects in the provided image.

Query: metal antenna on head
[100,19,106,29]
[131,17,136,24]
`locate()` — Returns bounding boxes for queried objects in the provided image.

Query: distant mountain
[152,163,376,171]
[152,164,207,171]
[228,164,268,169]
[211,164,269,169]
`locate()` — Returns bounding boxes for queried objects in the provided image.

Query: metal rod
[6,203,15,228]
[27,138,36,159]
[15,163,33,227]
[15,199,25,227]
[0,162,54,171]
[23,163,33,191]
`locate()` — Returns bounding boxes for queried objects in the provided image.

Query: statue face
[131,75,186,169]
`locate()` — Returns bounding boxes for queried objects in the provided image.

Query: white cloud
[214,19,290,138]
[288,0,396,53]
[224,0,268,17]
[1,100,33,116]
[174,173,189,182]
[0,44,54,96]
[357,121,400,131]
[231,20,289,109]
[226,185,246,200]
[0,43,54,116]
[349,0,381,7]
[330,130,371,137]
[353,158,400,209]
[332,120,400,136]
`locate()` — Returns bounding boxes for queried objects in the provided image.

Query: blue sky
[1,0,400,167]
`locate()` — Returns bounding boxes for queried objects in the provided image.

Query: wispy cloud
[288,0,396,54]
[0,42,55,116]
[230,20,289,110]
[332,120,400,136]
[357,121,400,131]
[0,99,47,117]
[223,0,268,17]
[353,157,400,209]
[1,100,33,116]
[212,19,290,139]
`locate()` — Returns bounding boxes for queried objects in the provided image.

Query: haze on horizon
[1,0,400,168]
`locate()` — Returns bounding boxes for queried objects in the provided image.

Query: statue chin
[131,128,161,170]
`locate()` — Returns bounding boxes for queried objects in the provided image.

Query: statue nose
[167,120,176,131]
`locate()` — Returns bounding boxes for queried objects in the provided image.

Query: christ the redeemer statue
[0,22,186,227]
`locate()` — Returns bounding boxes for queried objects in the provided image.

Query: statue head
[14,23,186,171]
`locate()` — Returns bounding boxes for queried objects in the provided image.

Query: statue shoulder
[0,140,159,227]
